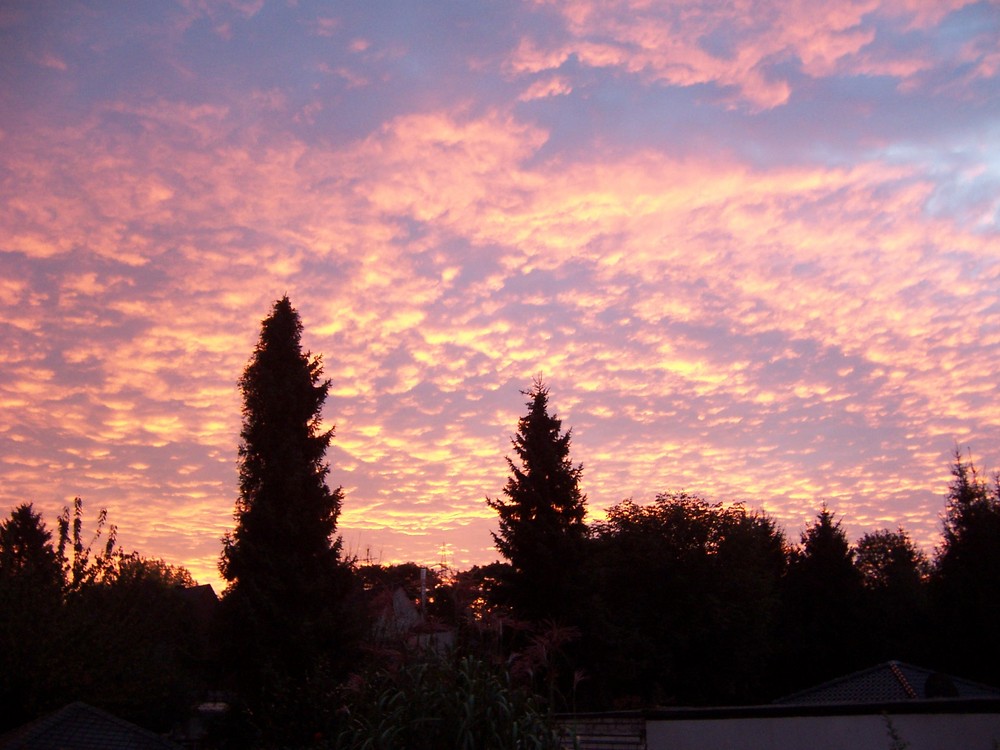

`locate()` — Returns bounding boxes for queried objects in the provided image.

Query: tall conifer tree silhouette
[221,296,342,591]
[933,452,1000,684]
[220,296,355,740]
[488,378,587,622]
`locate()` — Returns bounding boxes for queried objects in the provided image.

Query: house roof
[177,582,218,605]
[773,661,1000,705]
[0,702,181,750]
[177,583,219,618]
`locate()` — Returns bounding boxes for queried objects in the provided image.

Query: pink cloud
[519,75,574,100]
[312,16,341,37]
[512,0,983,108]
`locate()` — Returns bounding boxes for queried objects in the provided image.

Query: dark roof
[177,583,220,627]
[177,583,219,612]
[177,582,218,602]
[773,661,1000,705]
[0,702,181,750]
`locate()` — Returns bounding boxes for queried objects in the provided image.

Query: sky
[2,0,999,592]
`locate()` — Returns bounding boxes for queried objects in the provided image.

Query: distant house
[561,662,1000,750]
[0,702,181,750]
[372,587,423,640]
[371,585,455,652]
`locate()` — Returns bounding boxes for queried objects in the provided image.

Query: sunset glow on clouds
[2,0,999,591]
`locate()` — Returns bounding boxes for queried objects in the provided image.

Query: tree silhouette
[855,528,930,664]
[0,504,62,730]
[488,378,587,624]
[219,296,359,742]
[585,494,786,706]
[856,528,929,592]
[777,507,865,691]
[57,553,201,731]
[1,502,200,732]
[0,503,62,589]
[932,452,1000,684]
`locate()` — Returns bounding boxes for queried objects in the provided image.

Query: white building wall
[646,712,1000,750]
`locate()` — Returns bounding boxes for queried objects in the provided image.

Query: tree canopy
[584,493,786,705]
[0,500,200,733]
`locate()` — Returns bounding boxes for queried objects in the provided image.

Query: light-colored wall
[646,712,1000,750]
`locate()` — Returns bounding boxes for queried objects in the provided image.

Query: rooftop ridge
[888,661,918,699]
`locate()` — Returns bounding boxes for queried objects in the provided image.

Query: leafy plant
[335,654,562,750]
[57,497,118,592]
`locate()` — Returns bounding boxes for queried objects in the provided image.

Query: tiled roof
[774,661,1000,705]
[0,702,181,750]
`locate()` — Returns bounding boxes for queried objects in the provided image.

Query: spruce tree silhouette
[0,504,62,730]
[933,452,1000,685]
[488,377,587,623]
[0,504,62,589]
